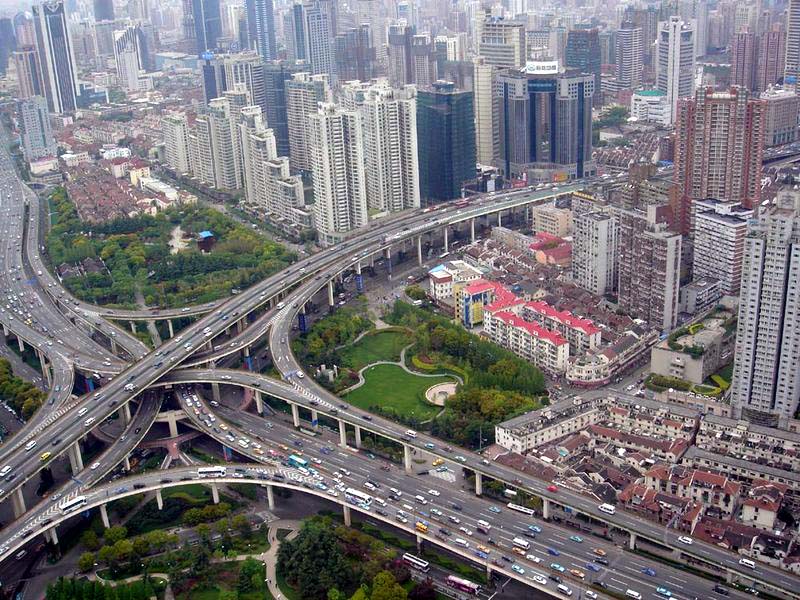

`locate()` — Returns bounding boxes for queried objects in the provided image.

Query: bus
[446,575,481,595]
[507,502,536,516]
[513,537,531,550]
[402,553,430,573]
[415,521,428,533]
[299,427,318,437]
[59,495,88,514]
[197,466,227,478]
[598,503,616,515]
[477,520,491,535]
[288,454,308,469]
[345,487,373,506]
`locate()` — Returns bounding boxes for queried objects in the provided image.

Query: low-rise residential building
[679,277,723,315]
[428,260,482,302]
[483,309,570,374]
[740,480,787,530]
[650,313,728,385]
[531,205,572,237]
[455,279,516,328]
[644,465,741,518]
[522,301,601,354]
[566,328,658,387]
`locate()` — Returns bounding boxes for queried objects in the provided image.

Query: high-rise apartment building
[656,16,695,124]
[387,22,413,86]
[410,33,435,87]
[732,29,786,93]
[13,47,41,99]
[692,199,754,295]
[245,0,276,60]
[473,56,497,165]
[615,21,643,90]
[565,27,602,106]
[617,205,682,332]
[192,97,241,190]
[762,87,800,147]
[475,14,526,68]
[731,190,800,428]
[335,25,376,82]
[285,72,330,172]
[163,112,192,174]
[309,103,368,245]
[93,0,114,21]
[572,210,618,296]
[417,81,475,202]
[673,86,766,234]
[192,0,222,54]
[785,0,800,85]
[113,26,144,91]
[341,80,420,213]
[495,63,595,183]
[731,30,757,90]
[303,0,336,82]
[18,96,55,161]
[32,0,79,114]
[263,61,303,157]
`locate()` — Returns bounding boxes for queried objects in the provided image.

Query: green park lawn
[339,330,411,371]
[343,363,450,420]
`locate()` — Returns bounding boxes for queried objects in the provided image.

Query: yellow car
[39,452,51,462]
[477,545,491,554]
[432,458,444,467]
[592,548,606,557]
[569,569,585,580]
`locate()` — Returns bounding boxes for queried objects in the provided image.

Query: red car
[547,485,558,493]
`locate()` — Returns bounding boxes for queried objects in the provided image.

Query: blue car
[586,563,601,573]
[570,535,583,543]
[489,506,501,513]
[425,442,435,449]
[547,548,560,556]
[550,563,565,573]
[321,447,332,455]
[642,568,657,577]
[656,588,672,597]
[529,525,542,533]
[475,550,488,559]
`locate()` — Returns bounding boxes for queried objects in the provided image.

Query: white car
[677,536,693,545]
[90,462,101,470]
[459,526,473,537]
[532,574,548,586]
[586,592,598,599]
[427,489,440,497]
[526,554,541,564]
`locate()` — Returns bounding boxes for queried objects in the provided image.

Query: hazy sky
[0,0,31,17]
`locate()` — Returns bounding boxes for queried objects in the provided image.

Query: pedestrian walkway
[263,519,302,599]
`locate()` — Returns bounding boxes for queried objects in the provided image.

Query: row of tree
[0,358,46,420]
[45,577,160,600]
[293,306,374,369]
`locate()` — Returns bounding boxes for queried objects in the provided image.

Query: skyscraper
[617,205,682,332]
[730,190,800,428]
[387,22,414,86]
[335,25,376,82]
[731,30,757,90]
[656,16,695,124]
[615,21,643,90]
[245,0,276,61]
[32,0,79,114]
[572,209,618,296]
[309,103,368,245]
[93,0,114,21]
[114,26,144,91]
[18,96,56,160]
[303,0,336,82]
[163,112,192,174]
[285,72,330,172]
[13,47,41,99]
[565,27,602,106]
[341,80,420,213]
[263,61,303,156]
[495,63,595,183]
[410,33,435,87]
[785,0,800,85]
[473,56,497,165]
[193,0,222,54]
[475,14,526,68]
[0,18,16,76]
[732,28,786,93]
[416,81,475,202]
[672,86,766,234]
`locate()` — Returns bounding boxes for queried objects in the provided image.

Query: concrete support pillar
[11,487,26,518]
[237,319,245,334]
[46,526,59,546]
[417,236,423,266]
[243,345,250,358]
[123,455,131,471]
[354,425,362,448]
[486,564,492,581]
[328,280,335,308]
[211,483,220,504]
[385,248,392,274]
[726,571,734,584]
[416,534,423,552]
[69,442,84,474]
[497,211,502,227]
[17,335,24,352]
[167,412,179,438]
[470,218,476,242]
[542,498,551,520]
[211,382,220,402]
[443,226,449,253]
[475,472,483,496]
[343,505,351,527]
[129,321,136,334]
[110,338,117,354]
[267,485,275,511]
[41,358,51,386]
[629,532,637,550]
[120,402,131,424]
[291,403,300,428]
[254,390,263,415]
[167,320,174,338]
[403,444,412,473]
[100,503,110,529]
[156,489,163,510]
[2,324,8,337]
[339,419,347,447]
[311,409,319,430]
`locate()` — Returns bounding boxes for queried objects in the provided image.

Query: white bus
[345,487,373,506]
[197,466,227,478]
[476,520,491,534]
[507,502,535,516]
[59,495,88,514]
[598,503,616,515]
[402,553,430,573]
[513,537,531,551]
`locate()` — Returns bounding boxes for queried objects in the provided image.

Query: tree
[238,557,263,593]
[408,580,436,600]
[77,552,96,573]
[81,530,101,551]
[328,589,346,600]
[104,525,128,545]
[231,514,252,539]
[370,571,407,600]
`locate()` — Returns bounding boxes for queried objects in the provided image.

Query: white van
[24,440,37,452]
[0,466,12,477]
[739,558,756,569]
[598,503,616,515]
[557,584,573,596]
[414,494,428,505]
[454,538,469,548]
[625,591,642,599]
[277,302,286,309]
[78,407,88,417]
[512,537,530,550]
[405,429,418,438]
[83,417,96,427]
[364,481,377,491]
[374,497,387,507]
